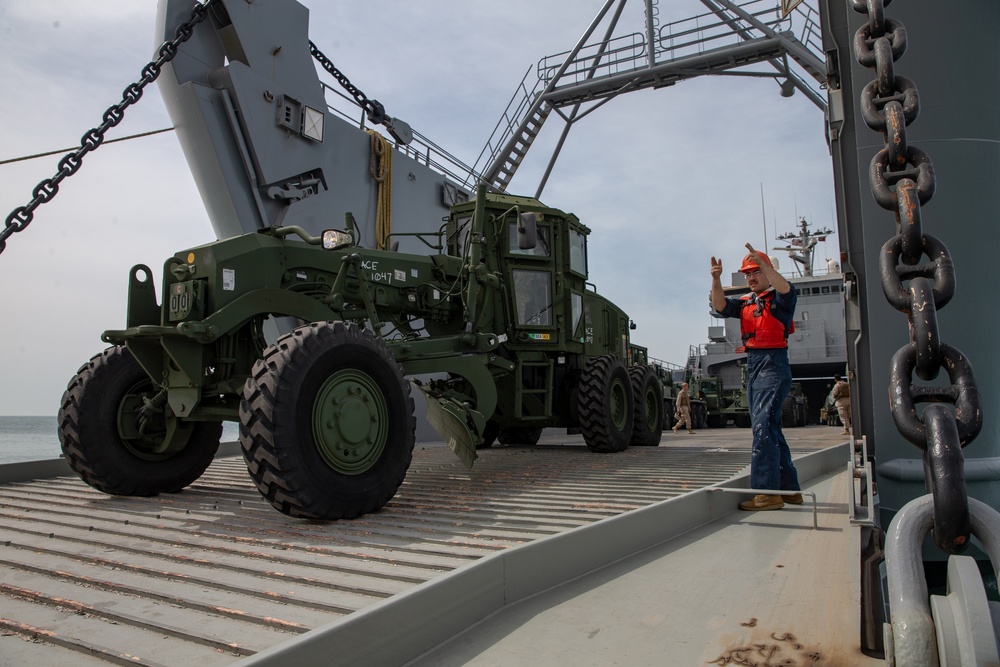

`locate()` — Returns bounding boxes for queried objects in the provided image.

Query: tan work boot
[687,429,694,434]
[784,493,804,505]
[672,425,679,433]
[739,494,784,511]
[840,430,850,435]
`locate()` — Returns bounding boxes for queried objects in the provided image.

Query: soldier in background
[831,373,852,436]
[672,383,694,434]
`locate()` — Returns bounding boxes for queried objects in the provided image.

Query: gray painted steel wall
[155,0,460,250]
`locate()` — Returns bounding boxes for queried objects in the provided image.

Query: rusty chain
[308,40,388,125]
[0,0,221,255]
[851,0,982,553]
[1,2,402,256]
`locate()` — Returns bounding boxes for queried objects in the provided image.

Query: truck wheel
[477,421,500,449]
[629,366,663,446]
[781,396,796,428]
[734,414,751,428]
[498,426,543,446]
[58,346,221,496]
[240,322,415,520]
[578,356,633,453]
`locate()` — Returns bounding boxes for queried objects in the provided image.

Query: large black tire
[629,366,663,447]
[497,426,543,446]
[688,403,705,430]
[781,395,796,428]
[578,356,633,453]
[58,346,221,496]
[239,322,415,520]
[734,414,752,428]
[706,414,725,429]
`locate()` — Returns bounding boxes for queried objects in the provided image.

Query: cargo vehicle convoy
[50,0,662,521]
[652,357,752,430]
[651,358,707,430]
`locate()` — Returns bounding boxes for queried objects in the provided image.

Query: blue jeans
[746,348,800,492]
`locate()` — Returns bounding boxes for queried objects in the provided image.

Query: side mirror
[517,212,538,250]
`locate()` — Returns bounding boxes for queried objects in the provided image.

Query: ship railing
[535,0,823,90]
[320,82,484,194]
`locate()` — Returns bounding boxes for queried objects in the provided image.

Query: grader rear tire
[578,356,633,453]
[629,366,663,447]
[58,346,221,496]
[239,322,415,520]
[498,426,543,446]
[477,421,500,449]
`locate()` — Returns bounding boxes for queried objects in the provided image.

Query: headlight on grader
[322,229,353,250]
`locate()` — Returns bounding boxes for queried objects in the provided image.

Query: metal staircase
[470,73,553,194]
[686,344,705,382]
[471,0,826,195]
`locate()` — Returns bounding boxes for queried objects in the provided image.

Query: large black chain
[851,0,982,553]
[0,0,220,255]
[308,40,388,125]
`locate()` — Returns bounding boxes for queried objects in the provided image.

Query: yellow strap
[366,130,392,250]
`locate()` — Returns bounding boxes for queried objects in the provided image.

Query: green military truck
[58,186,663,520]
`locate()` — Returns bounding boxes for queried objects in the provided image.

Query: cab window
[571,292,584,338]
[509,222,551,257]
[569,229,587,275]
[513,269,552,325]
[452,216,472,256]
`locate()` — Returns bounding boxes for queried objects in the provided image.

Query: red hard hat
[740,252,773,273]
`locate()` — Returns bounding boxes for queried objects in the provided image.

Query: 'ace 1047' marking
[360,259,407,285]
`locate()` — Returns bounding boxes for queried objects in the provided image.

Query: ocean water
[0,416,239,465]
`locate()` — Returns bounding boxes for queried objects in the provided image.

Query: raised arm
[710,256,728,312]
[745,243,790,294]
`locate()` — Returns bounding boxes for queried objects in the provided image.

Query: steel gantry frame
[471,0,827,197]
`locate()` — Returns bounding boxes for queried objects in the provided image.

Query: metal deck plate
[0,428,845,665]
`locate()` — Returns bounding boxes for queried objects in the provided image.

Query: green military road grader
[58,186,663,520]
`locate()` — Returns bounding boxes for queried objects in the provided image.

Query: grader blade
[424,397,481,468]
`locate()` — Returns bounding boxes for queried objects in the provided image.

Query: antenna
[759,183,767,250]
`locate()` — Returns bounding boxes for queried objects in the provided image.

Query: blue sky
[0,0,836,415]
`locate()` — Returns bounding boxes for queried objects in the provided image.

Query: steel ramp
[234,442,880,666]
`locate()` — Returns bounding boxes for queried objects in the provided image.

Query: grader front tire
[58,346,221,496]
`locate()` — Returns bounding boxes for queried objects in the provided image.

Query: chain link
[0,0,220,255]
[853,0,982,553]
[308,40,388,125]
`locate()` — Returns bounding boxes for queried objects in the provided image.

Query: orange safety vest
[739,289,794,349]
